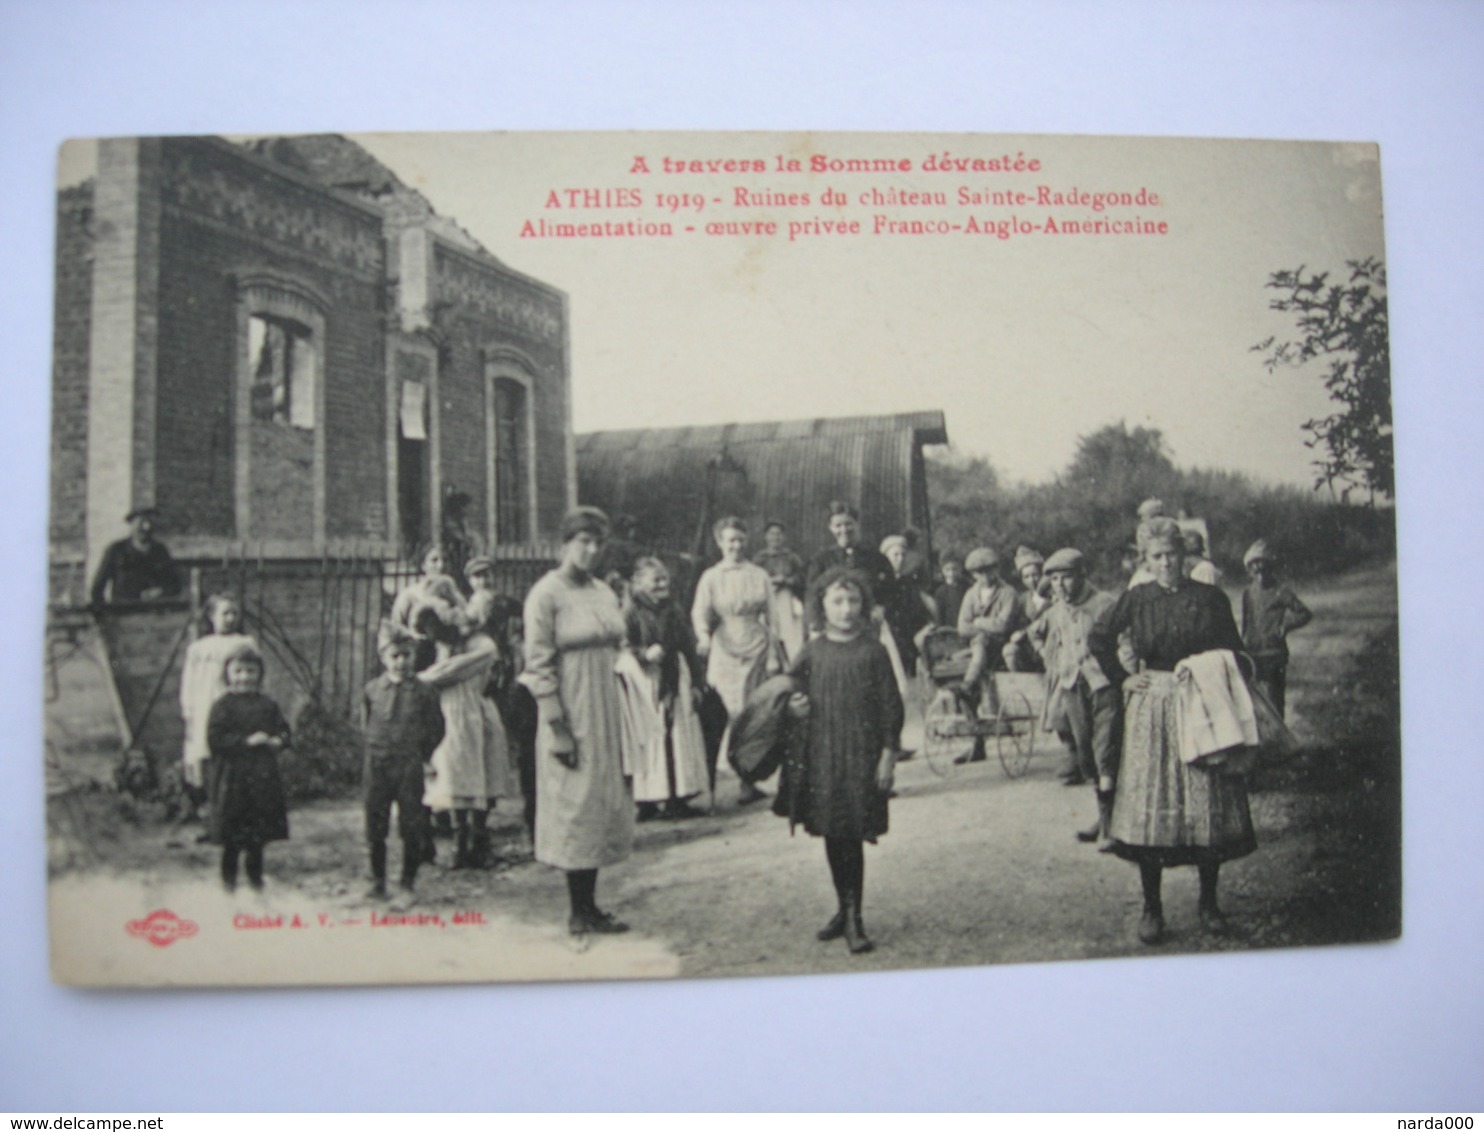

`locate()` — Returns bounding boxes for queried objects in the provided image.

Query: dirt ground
[45,561,1400,983]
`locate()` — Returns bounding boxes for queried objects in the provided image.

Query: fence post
[188,566,202,644]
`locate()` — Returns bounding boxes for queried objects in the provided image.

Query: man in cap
[89,507,182,606]
[1026,549,1121,842]
[1002,546,1050,673]
[1239,540,1313,718]
[951,546,1026,760]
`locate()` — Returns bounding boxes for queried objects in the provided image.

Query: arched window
[485,361,537,545]
[235,277,326,545]
[248,313,315,428]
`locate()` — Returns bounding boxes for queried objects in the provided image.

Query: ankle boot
[1198,899,1229,934]
[1094,791,1116,853]
[842,892,874,954]
[1137,902,1165,944]
[816,899,848,942]
[1075,798,1101,843]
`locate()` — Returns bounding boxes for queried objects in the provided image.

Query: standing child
[777,567,903,955]
[415,599,512,870]
[361,621,446,903]
[627,557,710,821]
[179,593,256,828]
[1240,540,1313,719]
[480,593,539,842]
[932,556,968,633]
[1027,549,1121,837]
[206,642,290,893]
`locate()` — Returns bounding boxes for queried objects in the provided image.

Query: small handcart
[918,627,1047,779]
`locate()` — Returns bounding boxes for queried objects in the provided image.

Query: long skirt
[628,665,710,804]
[424,684,517,810]
[535,644,634,870]
[1109,671,1256,866]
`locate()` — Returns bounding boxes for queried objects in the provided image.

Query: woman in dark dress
[1088,517,1256,945]
[206,642,291,892]
[878,534,934,678]
[777,567,904,954]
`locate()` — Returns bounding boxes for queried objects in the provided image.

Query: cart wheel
[996,690,1036,778]
[922,688,972,777]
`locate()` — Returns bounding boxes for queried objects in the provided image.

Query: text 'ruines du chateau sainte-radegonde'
[519,150,1168,243]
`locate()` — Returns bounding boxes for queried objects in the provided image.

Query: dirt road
[47,562,1399,984]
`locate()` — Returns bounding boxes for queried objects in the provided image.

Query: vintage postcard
[45,130,1397,986]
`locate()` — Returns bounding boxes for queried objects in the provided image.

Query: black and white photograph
[43,129,1400,987]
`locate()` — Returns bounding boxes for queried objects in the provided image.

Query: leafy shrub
[280,699,364,802]
[928,422,1394,586]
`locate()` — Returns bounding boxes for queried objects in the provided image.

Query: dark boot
[1198,862,1228,934]
[1094,791,1116,853]
[1137,862,1165,945]
[817,896,848,942]
[452,818,472,869]
[1075,790,1115,850]
[953,735,988,765]
[471,811,494,867]
[367,841,389,900]
[842,891,874,954]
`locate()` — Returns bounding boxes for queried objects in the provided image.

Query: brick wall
[432,242,570,543]
[51,183,94,550]
[153,138,388,543]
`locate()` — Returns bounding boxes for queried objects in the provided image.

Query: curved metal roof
[577,411,947,559]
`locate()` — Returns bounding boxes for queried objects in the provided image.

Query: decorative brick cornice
[161,141,384,277]
[433,242,563,345]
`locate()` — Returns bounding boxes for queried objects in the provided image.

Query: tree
[1253,258,1392,499]
[1063,421,1178,501]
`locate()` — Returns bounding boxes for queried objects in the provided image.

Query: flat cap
[964,547,999,572]
[1043,548,1085,574]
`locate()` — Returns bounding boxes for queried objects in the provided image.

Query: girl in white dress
[178,593,257,825]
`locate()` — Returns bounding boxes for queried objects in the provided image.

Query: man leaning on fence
[89,507,182,606]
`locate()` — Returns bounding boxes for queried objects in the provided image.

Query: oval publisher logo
[125,909,199,948]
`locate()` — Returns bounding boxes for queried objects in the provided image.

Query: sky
[59,130,1385,489]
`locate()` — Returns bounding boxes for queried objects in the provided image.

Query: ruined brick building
[52,134,573,586]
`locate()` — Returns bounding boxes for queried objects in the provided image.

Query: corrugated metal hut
[576,411,949,561]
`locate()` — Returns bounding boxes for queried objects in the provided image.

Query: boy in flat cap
[1027,549,1121,843]
[953,546,1026,759]
[360,619,446,904]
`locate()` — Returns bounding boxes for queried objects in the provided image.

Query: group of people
[928,500,1313,944]
[175,493,1313,952]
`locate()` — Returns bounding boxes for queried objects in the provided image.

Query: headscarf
[1243,539,1272,567]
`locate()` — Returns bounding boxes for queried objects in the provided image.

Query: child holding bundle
[777,567,903,954]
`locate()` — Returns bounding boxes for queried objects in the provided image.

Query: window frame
[233,275,328,548]
[483,352,539,546]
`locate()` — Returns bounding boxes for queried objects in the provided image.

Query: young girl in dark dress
[206,642,291,892]
[778,567,903,954]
